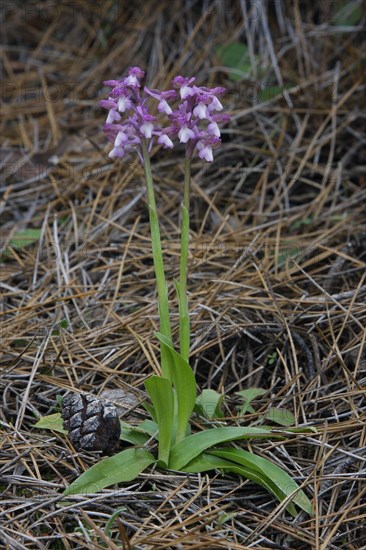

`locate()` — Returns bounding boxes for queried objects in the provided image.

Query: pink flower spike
[140,122,154,138]
[158,134,174,148]
[178,125,196,143]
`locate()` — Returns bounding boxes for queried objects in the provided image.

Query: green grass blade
[144,375,174,466]
[63,448,155,496]
[169,426,272,470]
[209,448,312,515]
[155,332,196,442]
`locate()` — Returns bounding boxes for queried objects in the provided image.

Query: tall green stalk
[141,139,172,380]
[178,156,191,363]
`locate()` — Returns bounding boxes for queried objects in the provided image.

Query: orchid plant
[36,67,312,516]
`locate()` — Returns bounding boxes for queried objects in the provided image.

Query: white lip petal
[106,109,120,124]
[158,100,172,115]
[158,135,174,148]
[115,131,128,146]
[125,75,138,87]
[193,102,208,119]
[208,97,223,111]
[178,126,195,143]
[118,97,126,111]
[198,146,213,162]
[140,122,154,138]
[208,121,220,137]
[109,146,122,158]
[180,85,195,99]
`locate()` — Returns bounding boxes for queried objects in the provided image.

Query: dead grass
[1,1,366,548]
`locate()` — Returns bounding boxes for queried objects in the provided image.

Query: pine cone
[61,393,121,454]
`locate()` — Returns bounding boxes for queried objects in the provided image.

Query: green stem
[178,156,191,362]
[141,139,172,379]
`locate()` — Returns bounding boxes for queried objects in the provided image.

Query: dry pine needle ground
[1,1,366,548]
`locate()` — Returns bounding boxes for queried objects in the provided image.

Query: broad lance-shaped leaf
[209,448,312,515]
[236,387,267,415]
[155,332,196,442]
[63,448,155,496]
[145,375,174,467]
[34,413,67,433]
[184,452,297,517]
[265,407,295,427]
[195,389,224,419]
[168,426,272,471]
[119,422,151,446]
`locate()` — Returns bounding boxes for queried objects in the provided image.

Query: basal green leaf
[195,389,224,419]
[141,400,157,423]
[265,407,295,427]
[145,376,174,467]
[169,426,272,471]
[184,452,296,515]
[209,448,312,515]
[155,332,196,443]
[63,448,155,496]
[236,387,267,415]
[1,228,42,261]
[259,84,293,102]
[333,1,362,26]
[138,419,159,436]
[119,423,151,446]
[34,413,66,433]
[271,426,317,434]
[216,42,252,81]
[9,228,42,250]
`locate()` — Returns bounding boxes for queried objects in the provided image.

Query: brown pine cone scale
[61,393,121,454]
